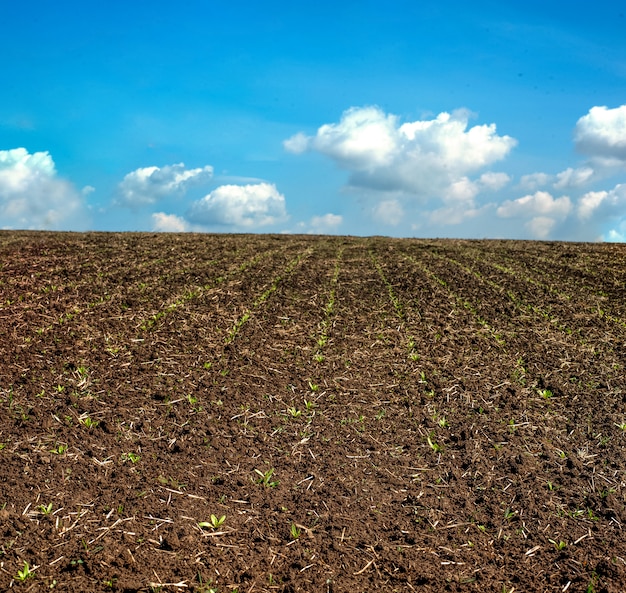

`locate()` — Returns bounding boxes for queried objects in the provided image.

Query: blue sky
[2,1,626,240]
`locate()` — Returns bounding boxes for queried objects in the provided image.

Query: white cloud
[429,205,481,226]
[574,105,626,160]
[525,216,556,239]
[283,132,309,154]
[187,182,288,228]
[604,222,626,242]
[152,212,190,232]
[285,106,516,201]
[497,191,572,239]
[577,190,608,221]
[518,172,552,191]
[497,191,572,219]
[479,171,510,191]
[309,213,343,233]
[116,163,213,207]
[577,183,626,221]
[553,166,594,189]
[373,199,404,226]
[0,147,88,230]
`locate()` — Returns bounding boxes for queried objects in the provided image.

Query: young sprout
[254,468,279,488]
[539,389,553,399]
[549,539,567,551]
[287,407,302,418]
[15,561,34,581]
[80,416,99,429]
[290,523,301,540]
[37,503,53,516]
[50,443,68,455]
[308,381,320,393]
[426,433,443,453]
[503,508,517,520]
[199,514,226,530]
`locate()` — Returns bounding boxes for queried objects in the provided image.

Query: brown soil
[1,231,625,592]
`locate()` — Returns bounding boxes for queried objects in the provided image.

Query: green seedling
[615,422,626,431]
[287,406,302,418]
[51,443,68,455]
[290,523,301,540]
[308,381,320,393]
[539,389,553,399]
[37,503,53,516]
[504,508,517,520]
[426,433,443,453]
[15,561,34,581]
[254,468,279,488]
[81,416,99,429]
[121,452,140,463]
[199,514,226,530]
[313,353,325,362]
[549,539,567,551]
[304,400,316,411]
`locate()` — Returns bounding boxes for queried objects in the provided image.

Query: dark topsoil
[0,232,625,592]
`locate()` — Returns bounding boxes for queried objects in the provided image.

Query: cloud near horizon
[497,191,572,239]
[0,148,89,230]
[284,106,516,205]
[116,163,214,207]
[186,182,288,228]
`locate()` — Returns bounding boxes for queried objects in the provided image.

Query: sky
[1,1,626,241]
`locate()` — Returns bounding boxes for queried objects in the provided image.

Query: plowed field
[1,232,625,592]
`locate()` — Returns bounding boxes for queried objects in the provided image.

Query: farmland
[0,231,625,592]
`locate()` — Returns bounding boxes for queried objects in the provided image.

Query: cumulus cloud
[152,212,190,232]
[497,191,572,219]
[284,106,516,201]
[577,183,626,221]
[116,163,213,207]
[479,171,511,191]
[373,199,404,226]
[497,191,572,239]
[575,105,626,161]
[309,213,343,233]
[518,167,595,193]
[604,221,626,242]
[518,172,552,191]
[429,205,481,226]
[0,147,88,230]
[525,216,557,239]
[553,166,595,190]
[187,182,288,228]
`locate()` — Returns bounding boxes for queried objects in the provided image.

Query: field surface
[1,232,625,593]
